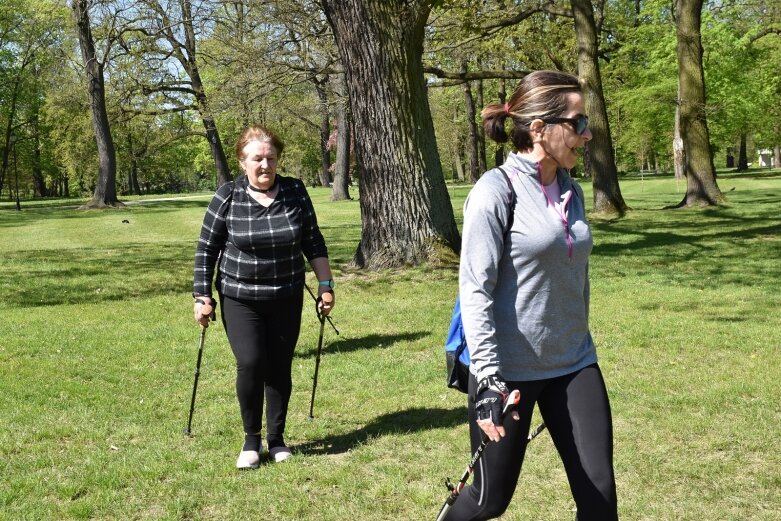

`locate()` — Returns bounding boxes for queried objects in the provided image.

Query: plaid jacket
[193,174,328,300]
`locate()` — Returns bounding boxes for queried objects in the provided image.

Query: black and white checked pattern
[193,174,328,300]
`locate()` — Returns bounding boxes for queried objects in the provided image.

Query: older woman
[193,126,335,469]
[448,71,618,520]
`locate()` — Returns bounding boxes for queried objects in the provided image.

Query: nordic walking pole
[528,421,546,441]
[435,390,521,521]
[184,298,216,437]
[304,283,339,335]
[308,310,326,419]
[304,283,338,420]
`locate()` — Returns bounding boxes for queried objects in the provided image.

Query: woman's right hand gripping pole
[474,374,521,442]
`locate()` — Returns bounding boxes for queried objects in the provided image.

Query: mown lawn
[1,171,779,520]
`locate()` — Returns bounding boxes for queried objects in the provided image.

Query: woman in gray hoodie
[447,70,618,520]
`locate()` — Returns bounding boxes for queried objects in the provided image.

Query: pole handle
[305,283,339,335]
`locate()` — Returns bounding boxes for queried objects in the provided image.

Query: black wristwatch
[318,279,335,289]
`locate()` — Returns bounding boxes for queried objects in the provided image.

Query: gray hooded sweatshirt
[459,152,597,382]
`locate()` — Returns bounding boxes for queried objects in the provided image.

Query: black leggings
[445,364,618,521]
[219,292,303,443]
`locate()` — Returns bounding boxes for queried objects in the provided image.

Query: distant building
[757,149,774,168]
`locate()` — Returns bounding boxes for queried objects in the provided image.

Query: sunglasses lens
[577,116,589,134]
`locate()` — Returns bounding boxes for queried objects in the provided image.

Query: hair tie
[503,103,511,115]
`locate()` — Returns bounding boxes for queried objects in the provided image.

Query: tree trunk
[463,63,480,183]
[453,141,465,182]
[32,131,47,197]
[495,78,507,167]
[172,0,231,188]
[774,143,780,169]
[673,0,723,206]
[572,0,628,216]
[725,147,735,168]
[126,133,142,195]
[190,74,231,187]
[476,78,487,174]
[331,74,352,200]
[673,85,685,179]
[71,0,121,208]
[1,78,22,198]
[321,0,460,268]
[452,103,465,182]
[315,79,332,187]
[737,133,748,171]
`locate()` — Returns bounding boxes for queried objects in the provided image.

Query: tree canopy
[2,0,779,261]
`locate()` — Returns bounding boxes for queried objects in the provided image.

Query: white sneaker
[269,446,292,462]
[236,450,260,469]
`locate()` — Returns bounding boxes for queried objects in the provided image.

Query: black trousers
[445,363,618,521]
[219,292,303,442]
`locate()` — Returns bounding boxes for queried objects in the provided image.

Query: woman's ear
[529,118,546,140]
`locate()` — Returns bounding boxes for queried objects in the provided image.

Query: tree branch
[748,26,781,43]
[423,67,530,82]
[285,108,320,131]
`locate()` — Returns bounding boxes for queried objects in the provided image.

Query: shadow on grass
[0,199,210,228]
[296,331,430,358]
[295,405,468,456]
[1,242,194,308]
[594,218,780,249]
[720,170,781,180]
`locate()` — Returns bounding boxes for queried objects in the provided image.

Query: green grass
[1,172,780,520]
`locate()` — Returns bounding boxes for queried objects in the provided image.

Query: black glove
[474,374,509,426]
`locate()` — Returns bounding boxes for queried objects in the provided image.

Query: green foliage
[602,0,678,172]
[3,0,780,203]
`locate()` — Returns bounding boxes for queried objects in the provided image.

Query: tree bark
[0,83,20,197]
[321,0,460,268]
[572,0,628,216]
[476,78,487,174]
[737,133,748,171]
[453,139,465,182]
[673,84,685,180]
[314,79,332,187]
[673,0,723,206]
[331,74,352,201]
[774,143,780,169]
[495,78,507,167]
[32,119,47,197]
[127,133,143,195]
[462,63,480,183]
[71,0,122,208]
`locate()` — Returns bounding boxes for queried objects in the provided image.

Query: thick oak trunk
[321,0,460,269]
[572,0,628,216]
[674,0,723,206]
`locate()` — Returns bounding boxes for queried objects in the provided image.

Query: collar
[504,152,573,192]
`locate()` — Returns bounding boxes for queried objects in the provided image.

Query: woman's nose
[582,127,593,142]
